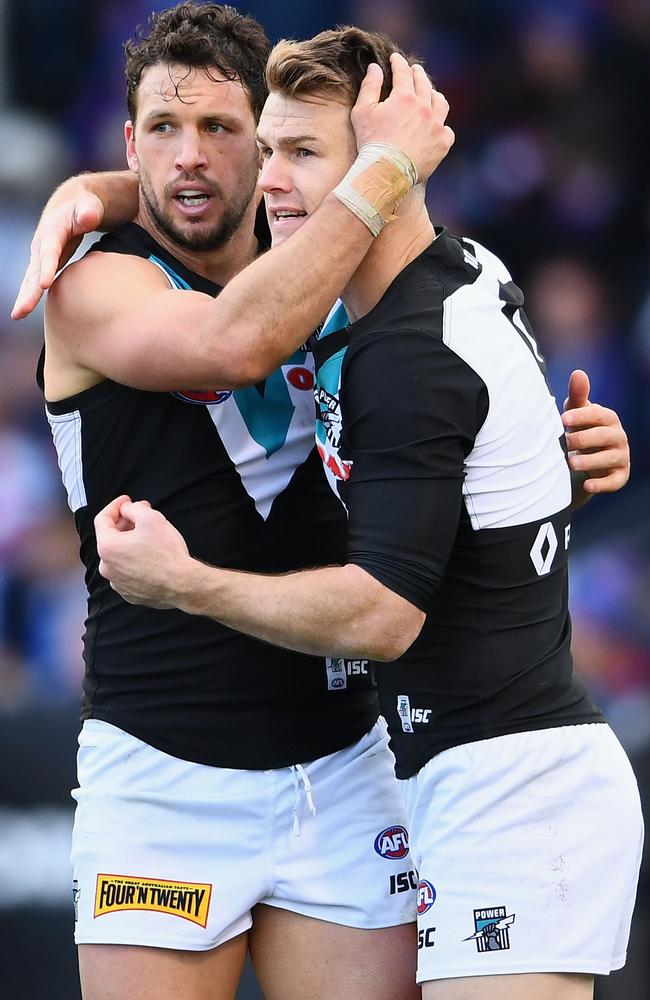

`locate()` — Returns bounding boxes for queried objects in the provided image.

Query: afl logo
[286,366,314,391]
[417,880,436,914]
[173,389,232,405]
[374,825,410,860]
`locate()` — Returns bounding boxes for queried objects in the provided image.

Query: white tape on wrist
[332,143,418,236]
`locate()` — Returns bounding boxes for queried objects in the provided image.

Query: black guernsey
[313,230,603,779]
[42,223,378,768]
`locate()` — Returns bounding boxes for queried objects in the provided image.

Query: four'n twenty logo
[94,874,212,927]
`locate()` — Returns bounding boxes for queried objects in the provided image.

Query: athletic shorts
[71,717,416,949]
[401,723,644,983]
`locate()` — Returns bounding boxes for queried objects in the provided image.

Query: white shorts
[71,717,416,949]
[401,723,644,983]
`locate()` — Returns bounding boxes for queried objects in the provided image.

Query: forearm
[207,193,374,378]
[176,558,415,661]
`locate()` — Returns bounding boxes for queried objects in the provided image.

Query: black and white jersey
[312,229,603,779]
[41,223,378,769]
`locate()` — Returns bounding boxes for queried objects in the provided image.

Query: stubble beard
[139,164,259,253]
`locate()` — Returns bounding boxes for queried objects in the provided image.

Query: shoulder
[46,251,172,334]
[455,236,515,285]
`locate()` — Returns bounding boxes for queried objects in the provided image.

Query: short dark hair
[266,26,422,106]
[125,3,270,122]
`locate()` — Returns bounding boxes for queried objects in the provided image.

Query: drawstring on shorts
[290,763,317,835]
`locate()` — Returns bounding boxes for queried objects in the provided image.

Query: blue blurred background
[0,2,648,998]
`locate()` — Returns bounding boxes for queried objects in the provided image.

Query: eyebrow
[255,132,321,148]
[143,108,242,127]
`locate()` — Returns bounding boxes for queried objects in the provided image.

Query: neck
[341,198,436,322]
[136,195,260,286]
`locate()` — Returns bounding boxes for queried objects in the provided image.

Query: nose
[174,129,209,174]
[259,152,293,194]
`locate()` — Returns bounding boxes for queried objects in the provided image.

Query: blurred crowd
[0,0,649,744]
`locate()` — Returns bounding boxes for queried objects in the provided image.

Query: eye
[152,122,173,134]
[296,147,314,158]
[206,122,226,134]
[258,146,273,160]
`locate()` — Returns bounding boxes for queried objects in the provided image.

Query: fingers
[562,403,620,430]
[569,447,628,472]
[11,262,42,320]
[11,193,104,320]
[412,64,432,100]
[564,398,630,494]
[389,52,415,95]
[355,62,384,112]
[564,421,627,453]
[581,469,629,494]
[72,195,104,235]
[564,369,590,412]
[95,494,133,538]
[119,499,154,523]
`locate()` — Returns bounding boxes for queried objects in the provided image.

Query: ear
[125,120,139,174]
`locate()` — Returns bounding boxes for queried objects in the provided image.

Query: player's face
[257,91,357,246]
[125,63,260,252]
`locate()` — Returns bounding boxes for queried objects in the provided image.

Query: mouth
[172,187,215,218]
[270,209,308,233]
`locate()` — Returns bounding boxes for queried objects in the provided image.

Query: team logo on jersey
[316,384,343,448]
[173,389,232,405]
[397,695,414,734]
[374,825,410,860]
[325,658,347,690]
[94,874,212,928]
[314,340,352,487]
[72,879,81,923]
[463,906,515,952]
[417,880,437,914]
[285,366,314,391]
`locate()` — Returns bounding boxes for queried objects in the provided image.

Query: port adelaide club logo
[374,825,410,860]
[463,906,515,952]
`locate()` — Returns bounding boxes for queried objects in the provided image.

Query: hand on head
[351,53,454,182]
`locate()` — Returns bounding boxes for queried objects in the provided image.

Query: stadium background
[0,1,648,997]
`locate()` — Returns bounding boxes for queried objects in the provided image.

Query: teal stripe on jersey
[320,301,349,339]
[232,350,307,458]
[149,251,300,457]
[149,255,193,290]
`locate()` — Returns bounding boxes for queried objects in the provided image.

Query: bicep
[45,254,255,392]
[342,331,484,610]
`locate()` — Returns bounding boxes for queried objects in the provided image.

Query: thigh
[79,935,248,1000]
[250,904,420,1000]
[422,972,593,1000]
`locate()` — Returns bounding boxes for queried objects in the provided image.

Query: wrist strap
[332,143,418,237]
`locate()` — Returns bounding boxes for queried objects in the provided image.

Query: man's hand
[562,369,630,494]
[12,170,139,320]
[351,53,454,182]
[95,496,193,609]
[11,190,105,320]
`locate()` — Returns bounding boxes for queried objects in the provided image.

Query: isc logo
[411,708,432,723]
[389,870,417,895]
[374,825,410,860]
[347,659,368,675]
